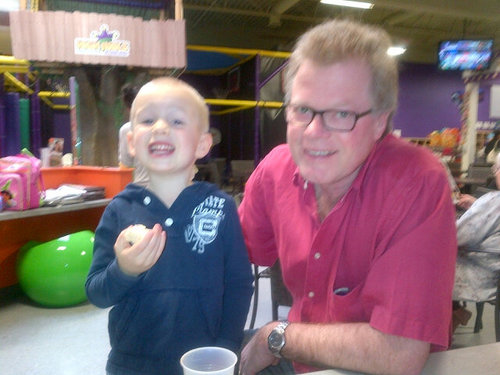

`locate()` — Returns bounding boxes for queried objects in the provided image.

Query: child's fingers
[127,225,158,253]
[116,224,166,273]
[127,224,163,264]
[142,229,166,266]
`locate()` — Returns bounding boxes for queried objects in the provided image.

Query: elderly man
[239,19,457,375]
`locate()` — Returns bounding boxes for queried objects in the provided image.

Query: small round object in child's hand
[124,224,150,245]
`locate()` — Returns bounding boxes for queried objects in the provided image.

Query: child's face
[128,82,212,177]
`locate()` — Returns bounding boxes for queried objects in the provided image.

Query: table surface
[305,342,500,375]
[454,177,488,185]
[0,199,110,221]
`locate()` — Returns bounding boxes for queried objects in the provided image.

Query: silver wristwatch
[267,320,290,358]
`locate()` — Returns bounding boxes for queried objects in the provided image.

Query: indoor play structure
[0,1,291,294]
[1,0,497,301]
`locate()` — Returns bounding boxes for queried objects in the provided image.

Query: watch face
[268,331,284,348]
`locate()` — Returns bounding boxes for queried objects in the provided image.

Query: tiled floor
[0,275,496,375]
[0,273,278,375]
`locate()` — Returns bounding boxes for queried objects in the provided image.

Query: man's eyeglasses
[285,104,373,132]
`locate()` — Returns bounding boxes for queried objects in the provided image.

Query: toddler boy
[86,77,254,375]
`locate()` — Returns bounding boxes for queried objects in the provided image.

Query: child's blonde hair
[131,77,209,132]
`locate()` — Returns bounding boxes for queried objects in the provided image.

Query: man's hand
[241,320,430,375]
[239,323,280,375]
[114,223,166,276]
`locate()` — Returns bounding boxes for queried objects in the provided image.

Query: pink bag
[0,153,44,211]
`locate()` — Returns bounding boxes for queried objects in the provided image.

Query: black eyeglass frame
[285,104,373,132]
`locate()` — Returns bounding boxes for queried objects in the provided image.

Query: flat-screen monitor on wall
[438,39,493,71]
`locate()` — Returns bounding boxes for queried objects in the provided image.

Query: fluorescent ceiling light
[0,0,20,12]
[387,46,407,56]
[320,0,374,9]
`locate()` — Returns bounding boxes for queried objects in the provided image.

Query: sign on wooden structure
[9,10,186,69]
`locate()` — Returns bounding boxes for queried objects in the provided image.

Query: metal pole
[253,54,261,165]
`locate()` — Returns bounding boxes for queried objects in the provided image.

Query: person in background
[119,83,149,187]
[453,152,500,330]
[456,193,479,211]
[238,19,457,375]
[484,130,500,161]
[86,77,253,375]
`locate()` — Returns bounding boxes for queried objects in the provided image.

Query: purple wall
[53,107,72,154]
[394,63,497,138]
[394,63,464,137]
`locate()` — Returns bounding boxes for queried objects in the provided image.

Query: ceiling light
[320,0,374,9]
[387,46,407,56]
[0,0,20,12]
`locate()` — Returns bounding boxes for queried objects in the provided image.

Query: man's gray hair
[284,18,399,133]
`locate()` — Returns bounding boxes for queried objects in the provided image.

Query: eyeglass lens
[286,105,369,132]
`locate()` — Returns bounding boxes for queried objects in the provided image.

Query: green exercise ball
[16,230,94,307]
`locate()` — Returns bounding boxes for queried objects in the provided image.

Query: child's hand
[114,224,166,276]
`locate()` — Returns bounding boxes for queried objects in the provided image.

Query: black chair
[268,261,293,321]
[471,279,500,341]
[249,260,293,329]
[248,264,267,329]
[229,160,254,194]
[496,279,500,342]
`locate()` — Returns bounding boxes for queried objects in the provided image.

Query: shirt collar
[352,134,391,190]
[292,167,308,190]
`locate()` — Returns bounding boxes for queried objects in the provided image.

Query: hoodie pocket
[109,292,177,357]
[198,288,223,337]
[109,288,223,358]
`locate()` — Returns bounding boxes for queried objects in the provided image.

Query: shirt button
[314,252,321,260]
[165,218,173,227]
[308,291,315,298]
[143,196,151,205]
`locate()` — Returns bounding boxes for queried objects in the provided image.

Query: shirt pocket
[328,284,367,322]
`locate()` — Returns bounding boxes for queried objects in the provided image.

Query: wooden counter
[0,200,110,288]
[0,166,133,289]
